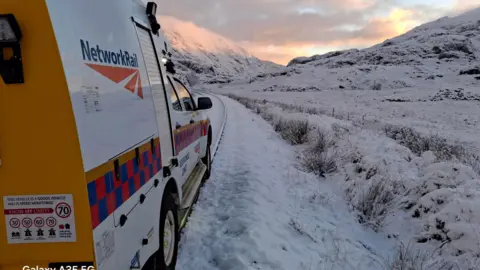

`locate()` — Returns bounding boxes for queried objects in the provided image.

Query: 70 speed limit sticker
[3,194,77,244]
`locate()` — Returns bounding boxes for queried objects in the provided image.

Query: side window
[173,79,195,111]
[167,78,182,111]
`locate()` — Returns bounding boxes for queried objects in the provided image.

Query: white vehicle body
[0,0,212,269]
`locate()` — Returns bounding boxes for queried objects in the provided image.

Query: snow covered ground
[213,87,480,152]
[177,96,395,270]
[216,94,480,269]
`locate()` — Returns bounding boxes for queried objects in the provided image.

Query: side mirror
[197,97,212,110]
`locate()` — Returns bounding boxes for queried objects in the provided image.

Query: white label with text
[3,194,77,244]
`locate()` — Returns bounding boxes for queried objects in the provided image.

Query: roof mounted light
[146,2,157,17]
[146,2,160,35]
[0,14,22,44]
[0,14,24,84]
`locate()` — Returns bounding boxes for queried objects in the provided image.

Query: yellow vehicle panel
[0,1,94,269]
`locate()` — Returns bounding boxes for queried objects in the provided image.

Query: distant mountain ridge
[158,16,282,86]
[288,8,480,69]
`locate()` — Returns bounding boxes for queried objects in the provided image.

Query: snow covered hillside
[158,16,282,86]
[192,7,480,270]
[285,7,480,91]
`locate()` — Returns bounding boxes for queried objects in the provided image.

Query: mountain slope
[158,16,282,86]
[264,8,480,91]
[288,7,480,68]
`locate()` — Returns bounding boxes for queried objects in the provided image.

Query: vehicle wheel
[202,143,211,181]
[155,193,179,270]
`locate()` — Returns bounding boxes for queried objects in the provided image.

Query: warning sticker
[3,194,77,244]
[82,86,102,113]
[95,229,115,267]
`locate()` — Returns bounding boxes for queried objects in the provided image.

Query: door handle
[190,120,194,124]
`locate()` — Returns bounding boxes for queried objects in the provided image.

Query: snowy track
[177,96,391,270]
[206,94,227,158]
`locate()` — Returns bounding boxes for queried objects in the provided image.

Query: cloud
[453,0,480,13]
[153,0,473,64]
[154,0,388,45]
[241,7,427,64]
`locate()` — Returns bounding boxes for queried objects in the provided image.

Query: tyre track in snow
[178,96,276,269]
[177,96,388,270]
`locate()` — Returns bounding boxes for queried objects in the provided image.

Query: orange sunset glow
[156,0,480,65]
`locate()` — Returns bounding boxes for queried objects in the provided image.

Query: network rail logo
[80,39,143,99]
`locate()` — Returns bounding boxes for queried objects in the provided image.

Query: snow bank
[407,162,480,262]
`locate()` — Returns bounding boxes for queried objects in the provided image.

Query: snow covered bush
[228,97,478,176]
[385,242,431,270]
[415,162,478,197]
[383,124,467,162]
[244,99,257,110]
[227,93,311,145]
[354,178,395,231]
[430,88,480,102]
[438,51,460,59]
[301,130,337,177]
[459,67,480,75]
[276,119,310,145]
[432,46,442,54]
[273,118,287,132]
[311,129,335,153]
[372,81,383,90]
[404,162,480,262]
[302,149,337,177]
[260,110,275,123]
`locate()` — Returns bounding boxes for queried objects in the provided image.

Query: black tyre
[155,193,179,270]
[202,143,211,181]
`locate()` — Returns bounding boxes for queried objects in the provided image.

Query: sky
[155,0,480,65]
